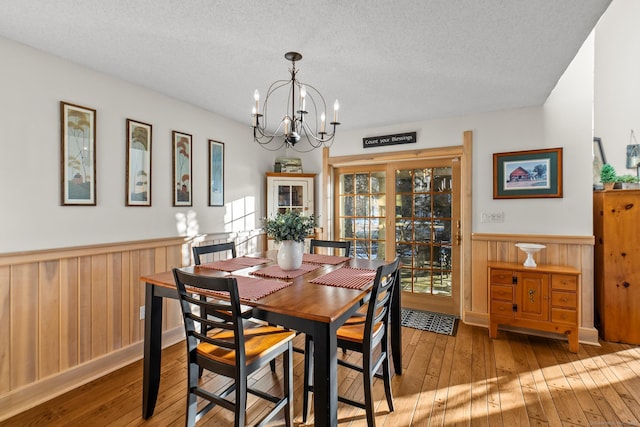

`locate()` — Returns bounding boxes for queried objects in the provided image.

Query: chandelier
[252,52,340,152]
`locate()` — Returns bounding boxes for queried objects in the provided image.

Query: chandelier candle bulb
[300,85,306,112]
[254,90,259,114]
[333,100,339,123]
[321,112,326,133]
[252,107,257,127]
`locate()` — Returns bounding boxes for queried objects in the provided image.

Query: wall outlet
[139,306,145,320]
[481,212,505,223]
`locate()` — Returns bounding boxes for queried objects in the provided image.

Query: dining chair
[172,269,295,427]
[192,241,237,265]
[309,238,351,257]
[192,241,273,371]
[192,242,238,323]
[302,258,400,426]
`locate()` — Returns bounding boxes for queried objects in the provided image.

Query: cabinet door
[516,271,549,322]
[267,177,314,215]
[276,181,307,212]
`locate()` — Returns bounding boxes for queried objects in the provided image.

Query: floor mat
[400,308,458,336]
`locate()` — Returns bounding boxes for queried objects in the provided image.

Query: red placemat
[250,263,322,279]
[191,276,291,302]
[199,256,271,272]
[234,256,272,266]
[310,267,376,290]
[302,253,351,265]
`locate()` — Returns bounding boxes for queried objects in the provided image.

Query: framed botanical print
[126,119,152,206]
[60,101,96,205]
[209,139,224,206]
[493,147,563,199]
[172,131,192,206]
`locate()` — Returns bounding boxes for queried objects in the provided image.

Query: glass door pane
[334,159,460,316]
[336,169,386,260]
[277,183,305,213]
[396,166,453,296]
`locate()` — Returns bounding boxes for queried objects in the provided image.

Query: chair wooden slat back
[173,269,246,366]
[309,239,351,257]
[364,258,399,346]
[192,242,237,265]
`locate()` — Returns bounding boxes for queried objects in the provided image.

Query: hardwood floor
[3,323,640,426]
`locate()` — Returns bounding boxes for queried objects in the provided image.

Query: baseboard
[578,326,601,347]
[0,326,184,422]
[462,310,488,328]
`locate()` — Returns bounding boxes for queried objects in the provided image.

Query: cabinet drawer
[491,300,514,316]
[491,285,513,301]
[551,308,577,325]
[551,291,577,308]
[552,274,577,291]
[490,269,513,285]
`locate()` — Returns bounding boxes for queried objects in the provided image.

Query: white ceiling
[0,0,611,131]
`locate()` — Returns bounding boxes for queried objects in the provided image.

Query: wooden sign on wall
[363,131,417,148]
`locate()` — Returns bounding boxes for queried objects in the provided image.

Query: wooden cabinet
[265,173,315,250]
[593,190,640,344]
[488,261,580,352]
[266,172,315,216]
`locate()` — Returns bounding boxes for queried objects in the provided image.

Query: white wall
[317,9,600,238]
[0,37,273,253]
[4,0,626,254]
[594,0,640,176]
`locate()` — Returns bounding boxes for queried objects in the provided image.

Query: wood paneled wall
[0,231,264,421]
[467,233,598,346]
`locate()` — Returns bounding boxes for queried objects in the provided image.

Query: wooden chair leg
[302,337,313,423]
[382,355,394,412]
[363,353,376,427]
[284,345,293,427]
[186,361,199,426]
[381,337,394,412]
[235,377,247,426]
[186,391,198,427]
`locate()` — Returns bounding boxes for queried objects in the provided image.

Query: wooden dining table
[140,251,402,426]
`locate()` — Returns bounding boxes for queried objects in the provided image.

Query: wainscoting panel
[468,233,597,346]
[0,230,265,420]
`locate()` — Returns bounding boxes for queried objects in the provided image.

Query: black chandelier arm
[298,119,338,144]
[253,128,287,151]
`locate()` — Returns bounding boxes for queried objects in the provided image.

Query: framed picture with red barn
[493,147,563,199]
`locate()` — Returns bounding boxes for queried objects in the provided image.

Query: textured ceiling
[0,0,611,131]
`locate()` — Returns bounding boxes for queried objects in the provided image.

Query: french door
[334,158,460,316]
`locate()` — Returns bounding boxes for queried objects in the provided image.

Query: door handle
[456,220,461,245]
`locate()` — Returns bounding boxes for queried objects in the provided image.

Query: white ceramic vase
[277,240,304,270]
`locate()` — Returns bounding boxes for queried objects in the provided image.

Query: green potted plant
[600,163,617,190]
[615,174,640,189]
[262,210,316,270]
